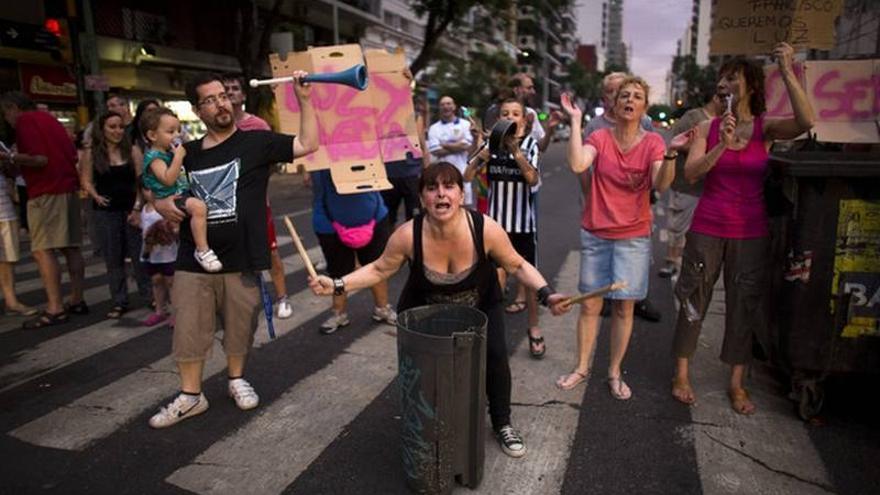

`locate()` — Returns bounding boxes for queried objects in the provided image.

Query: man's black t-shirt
[177,130,294,273]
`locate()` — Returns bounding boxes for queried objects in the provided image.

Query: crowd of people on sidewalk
[0,42,815,461]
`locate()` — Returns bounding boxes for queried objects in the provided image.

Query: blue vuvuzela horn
[249,64,368,91]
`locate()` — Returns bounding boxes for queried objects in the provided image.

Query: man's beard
[209,110,235,131]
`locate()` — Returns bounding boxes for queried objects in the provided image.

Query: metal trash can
[396,304,487,494]
[763,151,880,420]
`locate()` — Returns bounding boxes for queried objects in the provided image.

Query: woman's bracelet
[536,285,555,307]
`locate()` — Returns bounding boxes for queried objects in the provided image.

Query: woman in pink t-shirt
[671,42,814,415]
[558,77,677,397]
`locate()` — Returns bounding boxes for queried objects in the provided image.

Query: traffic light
[44,17,73,63]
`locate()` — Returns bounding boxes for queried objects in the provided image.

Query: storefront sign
[710,0,844,55]
[19,63,77,103]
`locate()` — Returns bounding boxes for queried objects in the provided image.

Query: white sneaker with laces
[228,378,259,410]
[319,312,350,334]
[194,248,223,272]
[276,296,293,319]
[496,424,526,458]
[148,393,209,429]
[372,304,398,325]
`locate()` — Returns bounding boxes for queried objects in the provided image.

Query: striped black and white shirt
[484,135,540,234]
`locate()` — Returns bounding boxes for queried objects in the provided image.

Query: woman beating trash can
[309,162,572,459]
[670,42,815,414]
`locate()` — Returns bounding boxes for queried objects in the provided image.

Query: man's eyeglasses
[198,93,230,108]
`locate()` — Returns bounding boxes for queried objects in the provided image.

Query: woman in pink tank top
[671,43,815,415]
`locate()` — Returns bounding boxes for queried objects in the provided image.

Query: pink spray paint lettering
[811,71,879,121]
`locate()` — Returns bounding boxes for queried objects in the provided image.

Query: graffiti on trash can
[832,200,880,337]
[398,353,437,481]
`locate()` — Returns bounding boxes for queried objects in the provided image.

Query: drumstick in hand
[564,281,627,306]
[283,216,318,280]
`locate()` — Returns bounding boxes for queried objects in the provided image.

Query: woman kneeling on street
[309,162,571,459]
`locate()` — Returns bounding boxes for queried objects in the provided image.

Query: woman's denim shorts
[578,228,651,300]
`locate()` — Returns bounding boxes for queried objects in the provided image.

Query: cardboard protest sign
[269,44,422,193]
[710,0,844,55]
[765,59,879,143]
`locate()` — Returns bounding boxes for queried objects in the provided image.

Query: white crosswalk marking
[165,327,398,494]
[8,247,327,450]
[463,250,585,493]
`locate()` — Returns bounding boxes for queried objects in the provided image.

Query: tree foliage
[232,0,285,116]
[408,0,512,77]
[431,50,518,118]
[671,55,717,109]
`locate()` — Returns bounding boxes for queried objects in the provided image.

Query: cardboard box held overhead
[269,44,422,194]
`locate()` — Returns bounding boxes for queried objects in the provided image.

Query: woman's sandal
[607,376,632,400]
[728,388,756,415]
[671,378,696,405]
[64,300,90,315]
[527,330,546,359]
[505,300,527,314]
[106,305,128,319]
[556,370,589,390]
[22,310,69,329]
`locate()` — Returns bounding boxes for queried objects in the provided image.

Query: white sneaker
[372,304,398,326]
[319,312,350,335]
[276,296,293,319]
[194,248,223,272]
[148,393,209,429]
[495,424,526,458]
[228,378,259,410]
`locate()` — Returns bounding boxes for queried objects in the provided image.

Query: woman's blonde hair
[614,76,651,107]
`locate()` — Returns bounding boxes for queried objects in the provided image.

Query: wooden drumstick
[283,215,318,280]
[564,281,627,306]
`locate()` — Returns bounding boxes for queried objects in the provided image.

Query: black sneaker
[634,299,661,322]
[495,424,526,458]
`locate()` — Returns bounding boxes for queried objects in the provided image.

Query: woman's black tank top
[397,209,502,312]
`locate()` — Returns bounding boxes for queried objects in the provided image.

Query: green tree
[564,61,602,103]
[233,0,286,116]
[431,50,517,117]
[671,55,717,108]
[409,0,512,77]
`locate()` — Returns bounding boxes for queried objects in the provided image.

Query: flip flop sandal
[527,332,546,359]
[505,300,527,314]
[106,305,128,319]
[728,388,756,415]
[556,370,589,391]
[65,300,90,315]
[671,378,696,405]
[22,310,69,329]
[5,305,39,317]
[607,376,632,400]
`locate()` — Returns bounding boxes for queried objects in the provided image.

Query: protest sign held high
[710,0,844,55]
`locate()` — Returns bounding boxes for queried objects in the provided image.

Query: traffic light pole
[79,0,103,120]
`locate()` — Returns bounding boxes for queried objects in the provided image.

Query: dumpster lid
[770,152,880,178]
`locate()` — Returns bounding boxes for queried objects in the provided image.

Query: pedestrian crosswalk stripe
[473,250,586,493]
[8,246,334,451]
[165,327,397,494]
[0,245,323,390]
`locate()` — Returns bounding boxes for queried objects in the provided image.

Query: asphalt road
[0,142,877,494]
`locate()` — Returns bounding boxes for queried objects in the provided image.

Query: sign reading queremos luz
[19,64,77,102]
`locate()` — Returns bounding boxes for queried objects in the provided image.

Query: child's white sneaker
[194,249,223,272]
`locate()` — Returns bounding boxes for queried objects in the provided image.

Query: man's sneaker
[228,378,259,410]
[495,424,526,458]
[634,299,662,322]
[372,304,398,326]
[148,393,208,429]
[319,312,350,335]
[658,263,678,278]
[276,296,293,319]
[194,248,223,272]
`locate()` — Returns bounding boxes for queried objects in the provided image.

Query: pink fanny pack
[332,219,376,249]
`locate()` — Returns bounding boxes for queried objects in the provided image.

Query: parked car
[552,124,571,142]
